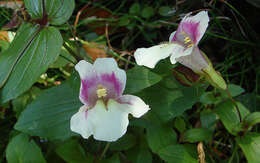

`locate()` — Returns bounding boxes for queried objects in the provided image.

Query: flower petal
[170,46,193,64]
[134,43,184,68]
[71,100,129,142]
[118,95,150,118]
[169,31,176,42]
[70,105,93,139]
[75,60,99,107]
[94,58,126,98]
[176,46,209,73]
[173,11,209,45]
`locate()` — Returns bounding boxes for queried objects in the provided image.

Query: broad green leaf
[158,145,197,163]
[139,77,205,122]
[6,133,46,163]
[24,0,43,19]
[0,25,63,103]
[200,110,217,131]
[215,100,250,135]
[237,93,260,112]
[182,128,212,143]
[55,139,88,163]
[0,23,40,88]
[146,121,177,153]
[220,84,245,98]
[50,48,76,68]
[45,0,75,25]
[141,6,155,19]
[243,112,260,128]
[125,66,162,94]
[14,79,81,140]
[236,132,260,163]
[110,134,136,151]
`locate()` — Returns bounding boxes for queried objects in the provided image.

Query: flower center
[181,31,194,48]
[96,85,107,98]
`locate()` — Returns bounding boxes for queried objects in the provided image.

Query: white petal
[118,95,150,118]
[176,46,209,73]
[93,58,126,96]
[134,43,183,68]
[169,31,176,42]
[70,105,93,139]
[170,46,193,64]
[182,11,209,44]
[75,60,96,79]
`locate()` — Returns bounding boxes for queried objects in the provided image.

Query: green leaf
[125,66,162,94]
[182,128,212,143]
[136,148,153,163]
[24,0,43,19]
[158,6,172,16]
[129,3,140,14]
[139,77,205,122]
[236,132,260,163]
[174,117,186,133]
[0,23,40,88]
[103,154,120,163]
[110,134,136,151]
[6,133,46,163]
[45,0,75,25]
[50,48,76,68]
[220,84,245,98]
[141,6,155,19]
[215,100,250,135]
[158,145,197,163]
[146,121,177,153]
[243,112,260,128]
[200,110,217,131]
[14,78,81,140]
[55,139,88,163]
[0,25,63,103]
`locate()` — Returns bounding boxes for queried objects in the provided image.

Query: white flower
[134,11,210,73]
[70,58,150,142]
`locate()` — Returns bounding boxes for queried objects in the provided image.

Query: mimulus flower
[134,11,210,73]
[70,58,150,142]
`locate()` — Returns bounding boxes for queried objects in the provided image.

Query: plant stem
[100,142,110,159]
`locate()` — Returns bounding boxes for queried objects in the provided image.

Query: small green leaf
[110,134,136,151]
[14,78,81,140]
[24,0,43,19]
[141,6,155,19]
[6,133,46,163]
[55,139,88,163]
[158,6,172,16]
[125,66,162,94]
[243,112,260,128]
[215,100,250,135]
[129,3,140,14]
[220,84,245,98]
[158,145,197,163]
[45,0,75,25]
[174,117,186,133]
[200,110,217,131]
[236,132,260,163]
[182,128,212,143]
[0,25,63,103]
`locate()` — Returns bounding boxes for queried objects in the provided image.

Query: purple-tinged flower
[70,58,150,142]
[134,11,209,72]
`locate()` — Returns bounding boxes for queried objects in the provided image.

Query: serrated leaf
[6,133,46,163]
[125,66,162,94]
[215,100,250,135]
[14,79,81,140]
[0,25,63,103]
[0,23,40,88]
[55,139,88,163]
[236,132,260,163]
[182,128,212,143]
[158,145,197,163]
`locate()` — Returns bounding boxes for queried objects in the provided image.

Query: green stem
[100,142,110,159]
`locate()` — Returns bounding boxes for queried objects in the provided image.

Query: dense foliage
[0,0,260,163]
